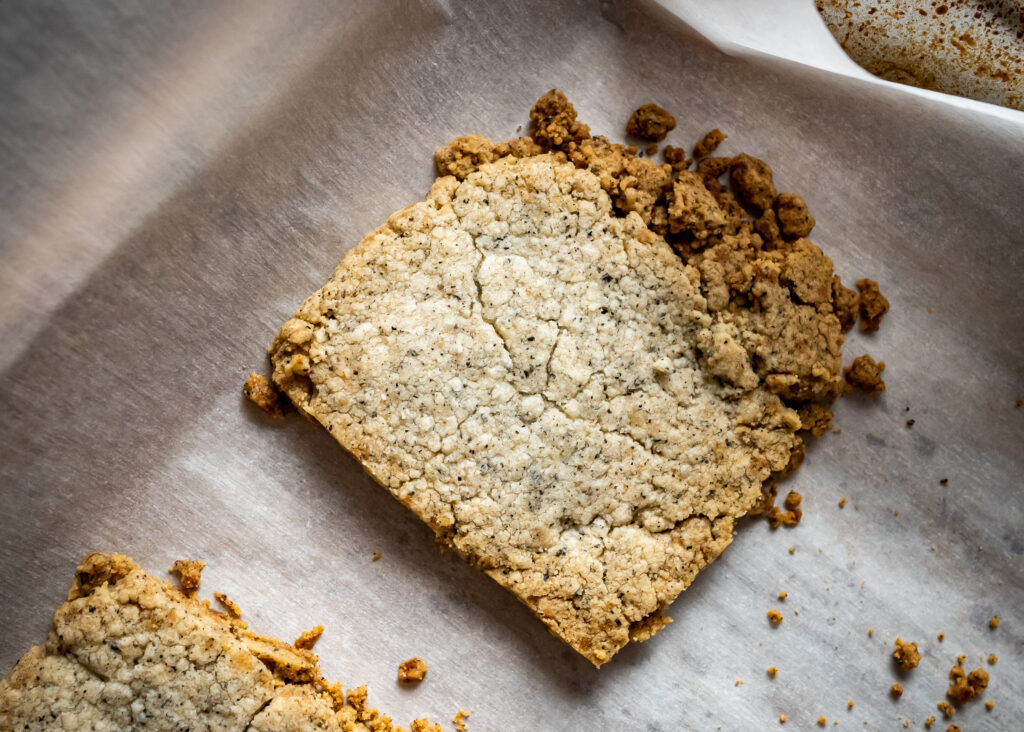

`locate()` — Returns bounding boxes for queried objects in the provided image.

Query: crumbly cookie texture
[0,553,437,732]
[270,153,802,666]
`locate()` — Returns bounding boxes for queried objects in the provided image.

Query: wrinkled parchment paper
[2,1,1022,728]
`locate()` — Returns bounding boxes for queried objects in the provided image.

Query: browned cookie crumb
[695,155,734,191]
[775,194,815,238]
[817,717,826,726]
[767,666,778,677]
[797,402,834,436]
[989,615,1000,629]
[293,624,324,650]
[893,637,922,670]
[869,628,875,637]
[839,498,847,508]
[169,559,205,597]
[767,609,784,625]
[856,278,889,332]
[891,683,903,698]
[947,664,989,703]
[778,591,788,600]
[831,276,860,332]
[844,354,886,393]
[243,373,285,417]
[906,419,915,427]
[434,134,498,179]
[986,700,995,710]
[453,709,470,731]
[645,144,658,156]
[730,153,777,213]
[946,725,961,732]
[788,546,796,554]
[735,679,744,686]
[925,715,936,727]
[939,478,949,485]
[779,714,787,723]
[529,89,590,147]
[626,103,676,142]
[938,633,945,641]
[372,551,382,561]
[937,700,956,717]
[214,591,242,618]
[669,171,727,236]
[694,129,727,158]
[755,208,782,244]
[848,700,855,709]
[662,144,690,171]
[956,653,966,665]
[1016,398,1022,408]
[988,653,998,664]
[398,657,428,684]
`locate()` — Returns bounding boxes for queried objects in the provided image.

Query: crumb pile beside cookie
[265,90,888,666]
[0,553,440,732]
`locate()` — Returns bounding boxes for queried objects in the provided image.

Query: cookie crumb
[956,653,965,665]
[453,709,471,731]
[985,700,995,711]
[946,726,961,732]
[662,145,690,172]
[925,715,935,728]
[213,591,242,618]
[398,657,428,684]
[839,498,847,508]
[644,144,658,156]
[893,638,921,670]
[694,129,726,158]
[775,193,816,238]
[1016,398,1022,408]
[946,664,988,703]
[848,700,855,709]
[767,610,784,625]
[779,714,787,723]
[373,551,382,561]
[626,103,676,142]
[891,683,903,698]
[169,559,205,597]
[294,624,324,650]
[788,546,796,554]
[937,700,955,718]
[989,615,999,629]
[939,478,949,485]
[816,717,826,726]
[987,653,997,664]
[735,679,744,686]
[844,354,886,394]
[868,628,875,637]
[906,419,915,427]
[767,667,778,678]
[243,373,285,417]
[778,591,787,600]
[937,633,945,642]
[856,279,889,332]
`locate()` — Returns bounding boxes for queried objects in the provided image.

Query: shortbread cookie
[269,153,802,666]
[0,553,438,731]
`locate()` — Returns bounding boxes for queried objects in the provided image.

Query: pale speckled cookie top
[270,154,801,666]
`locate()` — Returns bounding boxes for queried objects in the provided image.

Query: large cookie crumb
[893,637,921,670]
[626,103,677,142]
[398,657,428,684]
[856,278,889,332]
[845,355,886,393]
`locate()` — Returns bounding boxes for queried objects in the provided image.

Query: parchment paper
[2,1,1022,729]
